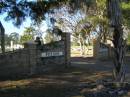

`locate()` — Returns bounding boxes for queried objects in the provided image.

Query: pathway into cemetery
[71,54,130,81]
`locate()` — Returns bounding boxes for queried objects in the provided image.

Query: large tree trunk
[107,0,126,82]
[0,21,5,54]
[113,27,126,82]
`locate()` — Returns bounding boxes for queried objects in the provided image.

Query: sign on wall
[41,51,64,57]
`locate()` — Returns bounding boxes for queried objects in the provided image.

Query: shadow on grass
[0,85,71,97]
[0,66,113,97]
[0,55,130,97]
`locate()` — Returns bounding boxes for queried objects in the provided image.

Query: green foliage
[44,31,54,44]
[20,26,36,43]
[52,26,63,37]
[122,2,130,28]
[127,33,130,44]
[122,2,130,9]
[23,27,36,36]
[122,2,130,45]
[20,35,33,44]
[85,0,109,42]
[0,0,96,26]
[0,0,68,26]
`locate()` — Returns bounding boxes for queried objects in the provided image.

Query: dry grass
[71,46,93,57]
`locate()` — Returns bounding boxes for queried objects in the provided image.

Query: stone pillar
[64,33,71,67]
[24,42,37,74]
[93,38,100,59]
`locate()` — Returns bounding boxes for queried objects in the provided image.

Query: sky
[0,4,85,36]
[0,14,48,36]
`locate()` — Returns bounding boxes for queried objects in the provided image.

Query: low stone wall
[36,41,65,73]
[0,40,65,78]
[41,41,65,64]
[93,39,114,59]
[98,43,114,59]
[0,49,30,78]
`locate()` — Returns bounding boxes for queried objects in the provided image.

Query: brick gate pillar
[24,42,37,74]
[93,38,100,59]
[64,33,71,67]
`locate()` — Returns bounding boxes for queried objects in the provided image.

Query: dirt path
[71,56,130,82]
[71,57,114,72]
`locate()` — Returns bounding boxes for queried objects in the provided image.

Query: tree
[9,32,19,44]
[63,0,127,82]
[44,27,63,44]
[122,2,130,28]
[20,26,36,43]
[107,0,126,82]
[44,29,54,44]
[0,21,5,53]
[48,7,92,55]
[63,0,129,82]
[4,34,11,46]
[0,0,68,26]
[85,0,110,43]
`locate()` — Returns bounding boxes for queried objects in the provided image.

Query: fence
[93,39,114,59]
[0,49,30,78]
[0,40,66,78]
[98,43,114,59]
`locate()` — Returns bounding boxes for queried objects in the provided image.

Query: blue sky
[1,14,48,35]
[1,14,32,35]
[0,7,86,36]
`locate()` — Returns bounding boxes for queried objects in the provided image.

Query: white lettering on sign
[41,51,64,57]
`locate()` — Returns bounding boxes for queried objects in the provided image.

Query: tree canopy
[0,0,96,26]
[122,2,130,28]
